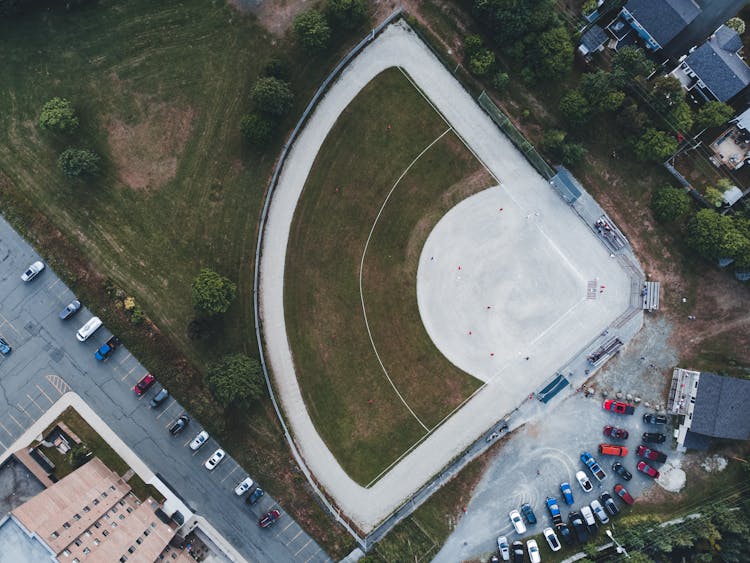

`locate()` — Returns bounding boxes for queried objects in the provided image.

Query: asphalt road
[0,215,330,563]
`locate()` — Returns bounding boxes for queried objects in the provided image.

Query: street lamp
[606,529,630,558]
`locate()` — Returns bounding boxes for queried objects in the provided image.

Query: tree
[191,268,237,315]
[612,45,654,81]
[617,97,650,136]
[57,148,100,177]
[469,48,496,76]
[39,97,79,134]
[326,0,366,29]
[527,26,573,79]
[540,129,586,167]
[558,89,590,126]
[704,186,724,207]
[205,353,265,409]
[634,128,678,161]
[651,185,690,222]
[251,77,294,117]
[649,76,685,115]
[667,100,693,132]
[293,10,331,50]
[580,70,624,112]
[263,58,289,80]
[688,209,740,260]
[240,113,273,146]
[726,17,746,35]
[492,71,510,91]
[68,443,90,469]
[472,0,557,45]
[694,101,734,131]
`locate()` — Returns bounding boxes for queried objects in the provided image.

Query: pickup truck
[545,496,563,525]
[94,336,121,361]
[581,452,607,481]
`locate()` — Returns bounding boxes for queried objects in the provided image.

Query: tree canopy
[527,26,573,79]
[558,89,590,126]
[39,97,79,134]
[634,128,677,161]
[473,0,557,45]
[293,10,331,50]
[191,268,237,315]
[240,113,273,146]
[251,77,294,117]
[694,101,734,132]
[57,148,100,177]
[206,354,265,409]
[326,0,367,29]
[612,46,654,81]
[651,185,690,222]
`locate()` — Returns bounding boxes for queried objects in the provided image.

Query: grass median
[285,68,491,485]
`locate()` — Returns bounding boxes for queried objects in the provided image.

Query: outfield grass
[285,68,490,485]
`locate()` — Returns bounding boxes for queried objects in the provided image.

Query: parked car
[509,509,526,534]
[603,425,629,440]
[133,373,155,396]
[568,511,589,543]
[637,461,660,478]
[555,522,574,546]
[600,492,619,516]
[575,470,593,492]
[520,503,537,525]
[21,261,44,282]
[526,539,541,563]
[636,445,668,463]
[543,527,561,552]
[511,541,524,563]
[59,299,81,320]
[168,414,190,435]
[560,482,574,505]
[0,337,11,356]
[580,505,597,532]
[642,432,666,444]
[599,443,628,456]
[204,448,226,470]
[603,399,635,414]
[611,462,632,481]
[490,557,499,563]
[234,477,254,496]
[149,387,169,408]
[258,509,281,528]
[643,413,668,425]
[545,496,562,525]
[497,536,510,561]
[590,499,610,524]
[581,451,607,481]
[246,486,265,505]
[189,430,209,451]
[614,484,635,505]
[94,335,121,361]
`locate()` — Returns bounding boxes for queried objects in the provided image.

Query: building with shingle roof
[612,0,700,52]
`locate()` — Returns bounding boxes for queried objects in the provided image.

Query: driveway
[0,215,329,563]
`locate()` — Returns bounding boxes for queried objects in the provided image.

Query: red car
[637,461,660,478]
[599,444,628,456]
[603,400,635,415]
[603,425,629,440]
[259,509,281,528]
[636,445,668,463]
[614,484,635,505]
[133,373,156,396]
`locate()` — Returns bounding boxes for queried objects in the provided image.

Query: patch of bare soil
[250,0,308,36]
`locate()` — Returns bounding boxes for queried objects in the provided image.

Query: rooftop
[690,372,750,440]
[624,0,700,47]
[684,25,750,102]
[0,516,55,563]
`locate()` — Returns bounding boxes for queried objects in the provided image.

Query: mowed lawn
[285,68,492,485]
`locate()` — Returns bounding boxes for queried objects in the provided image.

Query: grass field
[285,68,492,485]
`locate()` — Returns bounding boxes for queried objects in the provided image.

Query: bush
[726,17,745,35]
[326,0,366,29]
[634,128,678,162]
[39,97,79,134]
[130,305,145,325]
[540,129,587,167]
[240,113,273,146]
[492,71,510,91]
[251,77,294,117]
[191,268,237,316]
[293,10,331,50]
[651,185,690,222]
[263,58,289,80]
[206,354,265,409]
[468,48,495,76]
[57,148,100,177]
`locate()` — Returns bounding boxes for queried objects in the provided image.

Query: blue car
[0,337,11,355]
[247,486,265,505]
[560,482,574,505]
[520,502,537,525]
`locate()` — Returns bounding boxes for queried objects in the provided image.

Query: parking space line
[280,520,295,533]
[0,420,14,438]
[26,394,45,414]
[294,539,312,556]
[155,400,177,420]
[120,366,137,382]
[118,352,132,365]
[35,384,54,405]
[7,413,24,430]
[16,402,34,421]
[0,313,19,334]
[46,278,60,291]
[46,374,71,396]
[0,437,7,451]
[286,529,303,545]
[220,465,239,483]
[303,548,321,563]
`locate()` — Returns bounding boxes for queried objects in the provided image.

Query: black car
[556,522,574,546]
[612,462,633,481]
[168,414,190,435]
[149,387,169,408]
[511,541,524,563]
[246,486,265,505]
[520,502,537,525]
[643,413,668,425]
[568,512,589,543]
[600,492,619,516]
[642,432,667,444]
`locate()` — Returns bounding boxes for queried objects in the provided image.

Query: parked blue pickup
[581,451,607,481]
[95,336,121,361]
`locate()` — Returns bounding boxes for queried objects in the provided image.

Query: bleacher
[642,281,660,311]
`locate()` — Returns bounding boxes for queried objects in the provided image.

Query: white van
[76,317,102,342]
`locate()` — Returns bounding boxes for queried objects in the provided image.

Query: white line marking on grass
[358,128,453,434]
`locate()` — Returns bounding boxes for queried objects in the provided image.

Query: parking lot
[0,215,330,562]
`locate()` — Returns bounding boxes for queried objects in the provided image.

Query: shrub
[634,128,678,162]
[651,185,690,222]
[39,97,79,134]
[240,113,273,146]
[326,0,366,29]
[251,77,294,117]
[468,48,495,76]
[492,71,510,91]
[191,268,237,316]
[293,10,331,50]
[58,148,100,177]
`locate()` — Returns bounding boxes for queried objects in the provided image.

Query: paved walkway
[259,21,640,532]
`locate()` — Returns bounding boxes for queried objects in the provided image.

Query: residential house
[607,0,700,52]
[578,25,609,59]
[709,106,750,170]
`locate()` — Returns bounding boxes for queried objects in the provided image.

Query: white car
[580,505,597,529]
[590,499,610,524]
[204,448,225,470]
[189,430,209,451]
[497,535,510,560]
[576,470,593,492]
[234,477,254,496]
[21,261,45,282]
[543,527,561,552]
[509,509,526,534]
[526,539,541,563]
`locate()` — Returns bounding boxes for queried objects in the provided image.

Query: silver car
[21,261,45,282]
[204,448,225,470]
[189,430,209,451]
